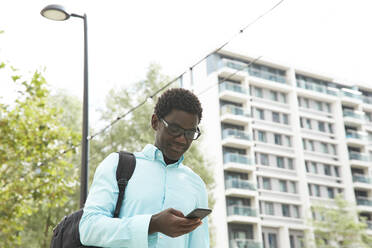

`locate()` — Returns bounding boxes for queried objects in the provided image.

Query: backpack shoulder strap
[113,151,136,218]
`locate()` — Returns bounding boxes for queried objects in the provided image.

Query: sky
[1,0,371,128]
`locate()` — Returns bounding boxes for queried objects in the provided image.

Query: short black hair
[154,88,203,122]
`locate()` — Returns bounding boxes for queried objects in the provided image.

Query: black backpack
[50,151,136,248]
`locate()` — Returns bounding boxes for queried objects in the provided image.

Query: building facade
[189,50,372,248]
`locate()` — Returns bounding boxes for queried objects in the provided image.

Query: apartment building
[188,50,372,248]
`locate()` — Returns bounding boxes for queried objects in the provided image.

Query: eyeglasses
[160,118,201,140]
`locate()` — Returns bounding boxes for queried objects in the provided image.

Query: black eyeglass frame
[160,118,201,140]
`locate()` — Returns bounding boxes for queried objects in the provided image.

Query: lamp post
[41,4,89,208]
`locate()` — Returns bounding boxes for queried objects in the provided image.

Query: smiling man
[79,88,210,248]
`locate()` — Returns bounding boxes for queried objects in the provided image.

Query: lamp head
[41,4,70,21]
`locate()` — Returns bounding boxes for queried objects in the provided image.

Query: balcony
[366,220,372,230]
[227,205,257,217]
[340,89,362,101]
[248,67,286,84]
[346,130,365,140]
[349,152,370,162]
[223,129,251,141]
[362,96,372,105]
[229,239,261,248]
[296,80,338,96]
[219,81,248,103]
[225,178,256,191]
[353,174,372,184]
[356,197,372,207]
[220,105,250,125]
[343,109,363,120]
[220,81,247,94]
[224,153,253,173]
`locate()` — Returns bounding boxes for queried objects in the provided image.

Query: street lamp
[41,4,89,208]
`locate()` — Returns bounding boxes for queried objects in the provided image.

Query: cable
[32,0,285,167]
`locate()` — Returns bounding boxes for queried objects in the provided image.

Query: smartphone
[186,208,212,220]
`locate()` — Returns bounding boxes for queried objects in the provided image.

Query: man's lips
[171,144,186,153]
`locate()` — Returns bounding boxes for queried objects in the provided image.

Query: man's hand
[148,208,202,237]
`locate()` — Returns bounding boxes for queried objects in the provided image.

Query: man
[79,88,210,247]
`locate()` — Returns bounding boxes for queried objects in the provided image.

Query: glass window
[279,180,287,192]
[288,158,294,170]
[286,136,291,147]
[277,156,284,168]
[261,153,269,165]
[265,202,274,215]
[274,134,282,145]
[293,205,300,218]
[272,112,280,123]
[316,101,323,111]
[318,121,325,132]
[263,177,271,190]
[282,204,290,217]
[308,184,313,196]
[315,185,321,197]
[324,164,331,176]
[305,161,310,172]
[268,233,278,248]
[255,87,263,98]
[258,130,267,142]
[290,181,297,193]
[326,102,331,113]
[321,143,329,153]
[290,235,295,248]
[299,117,304,128]
[270,90,278,101]
[302,139,306,149]
[331,144,337,155]
[257,108,265,120]
[328,123,333,133]
[311,162,318,173]
[334,166,340,177]
[309,140,315,151]
[306,119,312,129]
[327,187,335,199]
[283,114,289,124]
[304,98,309,108]
[280,92,287,103]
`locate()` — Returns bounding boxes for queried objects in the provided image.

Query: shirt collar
[142,144,184,167]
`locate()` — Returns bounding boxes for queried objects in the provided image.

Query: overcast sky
[1,0,371,127]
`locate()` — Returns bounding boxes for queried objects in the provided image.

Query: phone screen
[186,208,212,219]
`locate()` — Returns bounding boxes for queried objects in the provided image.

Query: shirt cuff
[130,214,157,248]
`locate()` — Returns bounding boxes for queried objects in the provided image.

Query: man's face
[152,109,199,163]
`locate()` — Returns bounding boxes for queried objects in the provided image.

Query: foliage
[0,65,81,247]
[89,63,216,246]
[308,195,372,248]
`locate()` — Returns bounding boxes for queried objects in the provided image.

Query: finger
[179,219,202,228]
[169,208,185,217]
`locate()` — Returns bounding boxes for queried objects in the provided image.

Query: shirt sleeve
[79,153,158,248]
[188,181,210,248]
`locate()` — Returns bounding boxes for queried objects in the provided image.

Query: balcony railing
[356,197,372,206]
[225,178,256,191]
[340,90,362,100]
[227,205,257,217]
[222,129,251,141]
[362,96,372,105]
[221,105,250,117]
[353,174,372,184]
[219,81,247,94]
[296,80,338,96]
[248,68,286,84]
[229,239,261,248]
[366,220,372,229]
[343,109,363,120]
[349,152,370,162]
[224,153,251,165]
[345,130,366,140]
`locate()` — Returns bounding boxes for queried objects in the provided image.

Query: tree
[89,63,216,246]
[309,195,372,248]
[0,65,81,247]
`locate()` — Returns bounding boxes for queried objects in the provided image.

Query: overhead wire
[35,0,285,167]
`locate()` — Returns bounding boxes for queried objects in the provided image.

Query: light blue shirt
[79,144,209,248]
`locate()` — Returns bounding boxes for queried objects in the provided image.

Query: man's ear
[151,114,159,131]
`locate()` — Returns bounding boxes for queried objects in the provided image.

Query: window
[299,117,304,128]
[304,98,309,108]
[282,204,290,217]
[309,140,315,151]
[315,185,320,197]
[270,90,278,101]
[308,184,313,196]
[326,102,331,113]
[280,92,287,103]
[328,123,333,133]
[265,202,274,215]
[327,187,335,199]
[279,180,288,192]
[286,136,291,147]
[260,153,269,165]
[268,233,278,248]
[258,130,267,142]
[288,158,294,170]
[263,177,272,190]
[306,119,312,129]
[305,161,310,172]
[302,139,306,149]
[318,121,325,132]
[257,108,265,120]
[316,101,323,111]
[324,164,331,176]
[274,134,282,145]
[290,235,295,248]
[331,144,337,155]
[272,112,280,123]
[276,156,284,168]
[255,87,263,98]
[334,167,340,177]
[283,114,289,124]
[311,162,318,173]
[321,143,328,153]
[293,205,300,218]
[290,181,297,193]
